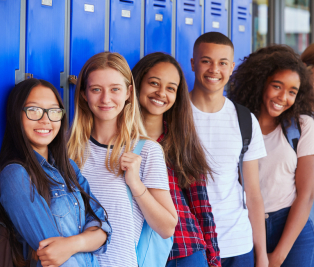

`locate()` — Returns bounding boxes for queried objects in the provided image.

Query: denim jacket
[0,151,112,267]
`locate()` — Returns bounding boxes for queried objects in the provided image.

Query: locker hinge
[199,0,203,7]
[25,73,33,79]
[68,75,78,85]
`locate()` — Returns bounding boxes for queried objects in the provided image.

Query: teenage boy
[189,32,268,267]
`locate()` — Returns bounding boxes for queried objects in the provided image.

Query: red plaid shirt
[157,128,221,266]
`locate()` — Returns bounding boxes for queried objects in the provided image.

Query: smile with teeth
[34,129,51,133]
[150,98,165,105]
[206,77,221,81]
[271,100,284,110]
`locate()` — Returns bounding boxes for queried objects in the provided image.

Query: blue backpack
[126,139,174,267]
[281,119,301,153]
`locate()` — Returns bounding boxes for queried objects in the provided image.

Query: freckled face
[82,68,131,124]
[261,69,300,118]
[191,42,235,94]
[139,62,180,116]
[22,85,61,153]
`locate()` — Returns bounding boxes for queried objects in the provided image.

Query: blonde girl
[68,52,178,267]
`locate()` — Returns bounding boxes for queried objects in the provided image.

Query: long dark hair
[0,204,26,267]
[132,52,213,188]
[229,45,314,129]
[0,79,105,245]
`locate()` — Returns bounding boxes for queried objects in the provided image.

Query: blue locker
[0,0,20,145]
[110,0,142,69]
[69,0,106,124]
[26,1,65,97]
[144,0,172,55]
[231,0,252,68]
[204,0,228,36]
[176,0,202,91]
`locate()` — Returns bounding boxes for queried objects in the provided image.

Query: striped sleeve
[139,140,169,191]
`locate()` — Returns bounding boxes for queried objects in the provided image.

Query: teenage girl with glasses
[67,52,178,267]
[132,52,220,267]
[0,78,112,267]
[229,45,314,267]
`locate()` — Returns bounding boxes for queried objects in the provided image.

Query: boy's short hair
[193,32,234,54]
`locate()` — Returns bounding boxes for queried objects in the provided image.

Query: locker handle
[25,73,34,79]
[68,75,78,85]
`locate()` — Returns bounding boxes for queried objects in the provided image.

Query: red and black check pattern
[157,128,221,266]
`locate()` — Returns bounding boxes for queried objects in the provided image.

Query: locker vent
[119,0,134,3]
[184,0,196,12]
[154,0,166,8]
[237,6,247,20]
[211,1,222,16]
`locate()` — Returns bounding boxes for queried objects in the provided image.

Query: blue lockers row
[0,0,252,145]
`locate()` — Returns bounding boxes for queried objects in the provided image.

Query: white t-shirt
[81,138,169,267]
[259,115,314,213]
[191,97,267,258]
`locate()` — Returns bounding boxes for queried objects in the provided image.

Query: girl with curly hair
[229,45,314,267]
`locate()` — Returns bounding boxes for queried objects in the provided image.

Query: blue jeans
[266,207,314,266]
[221,249,254,267]
[166,250,209,267]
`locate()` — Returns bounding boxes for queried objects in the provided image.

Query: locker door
[0,0,20,144]
[69,0,106,124]
[26,1,65,98]
[110,0,141,69]
[176,0,202,91]
[145,0,172,55]
[204,0,228,36]
[231,0,252,68]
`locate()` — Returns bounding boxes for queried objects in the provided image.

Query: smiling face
[82,68,131,125]
[191,42,235,94]
[139,62,180,117]
[22,85,61,155]
[261,69,300,118]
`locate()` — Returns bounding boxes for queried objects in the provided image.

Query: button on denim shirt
[0,151,112,267]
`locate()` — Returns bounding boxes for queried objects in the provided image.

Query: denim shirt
[0,151,112,267]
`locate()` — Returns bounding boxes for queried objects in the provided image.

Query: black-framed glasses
[22,107,65,122]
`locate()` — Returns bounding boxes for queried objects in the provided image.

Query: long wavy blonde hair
[68,52,148,175]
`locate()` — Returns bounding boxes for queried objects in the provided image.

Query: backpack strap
[281,119,301,153]
[126,139,147,211]
[233,101,252,209]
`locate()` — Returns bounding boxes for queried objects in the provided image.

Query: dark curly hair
[301,43,314,67]
[229,45,314,130]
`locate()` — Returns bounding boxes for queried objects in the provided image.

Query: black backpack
[0,205,32,267]
[233,102,252,210]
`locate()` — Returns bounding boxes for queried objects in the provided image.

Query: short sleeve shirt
[191,97,267,258]
[81,138,169,267]
[259,115,314,213]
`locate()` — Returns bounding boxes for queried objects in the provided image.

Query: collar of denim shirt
[33,150,56,167]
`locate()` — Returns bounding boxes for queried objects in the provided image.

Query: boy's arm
[243,159,268,267]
